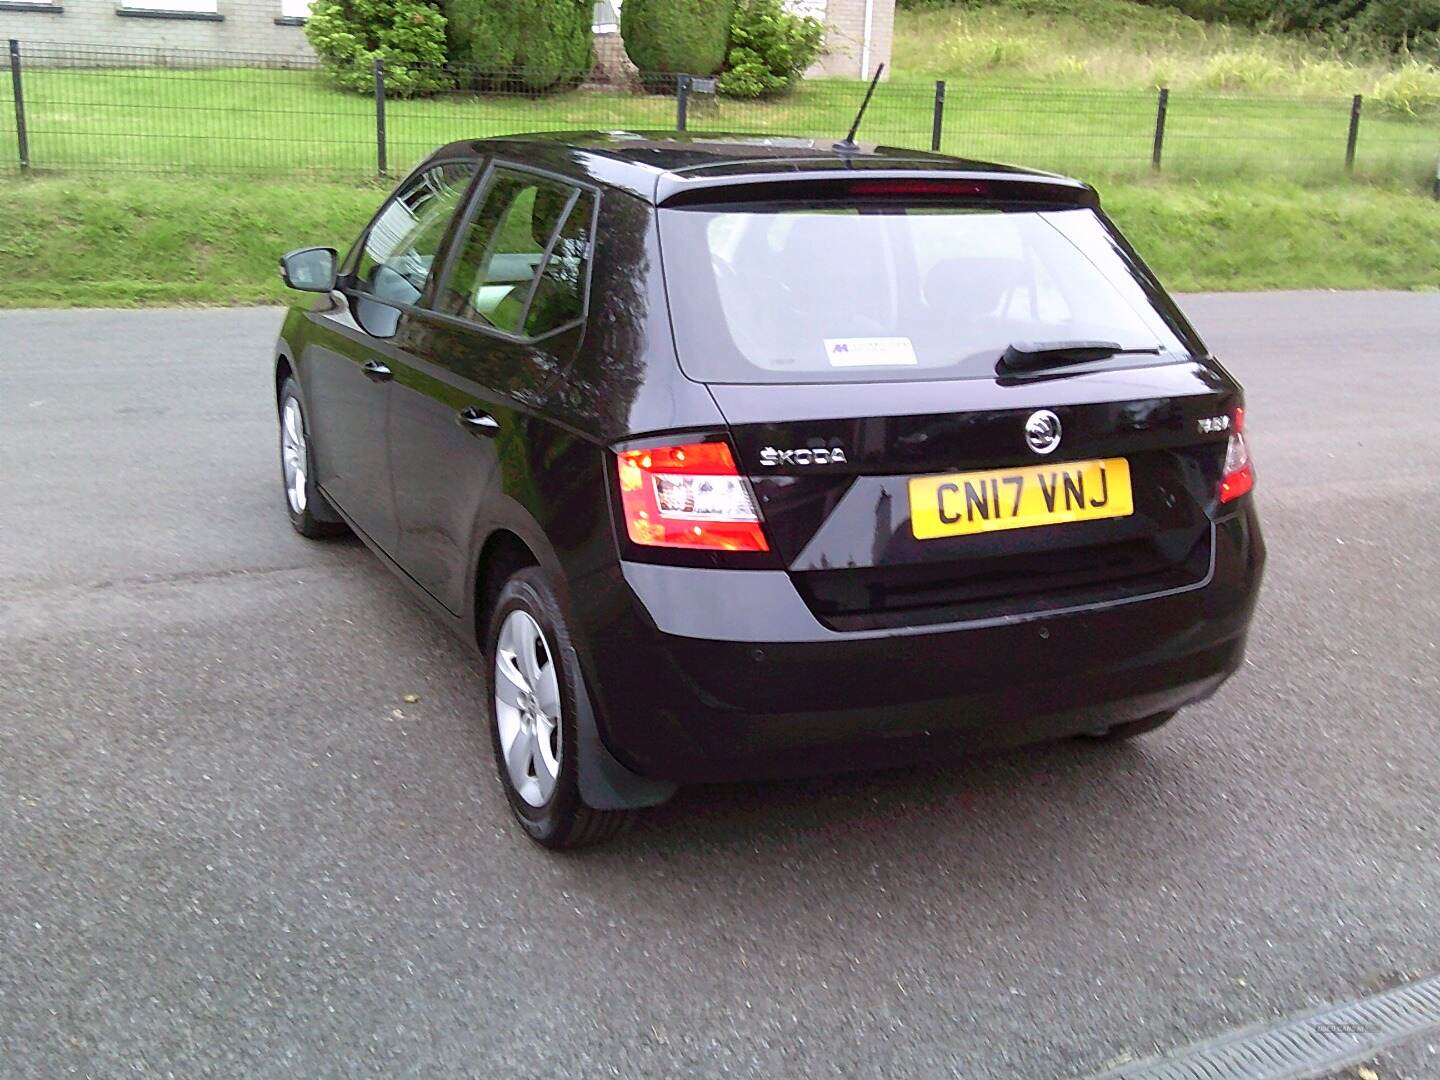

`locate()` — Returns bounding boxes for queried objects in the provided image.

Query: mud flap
[572,659,677,811]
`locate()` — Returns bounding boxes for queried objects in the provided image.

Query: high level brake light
[615,441,770,552]
[1218,406,1254,503]
[847,179,992,198]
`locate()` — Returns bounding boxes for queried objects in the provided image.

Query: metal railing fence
[3,39,1438,189]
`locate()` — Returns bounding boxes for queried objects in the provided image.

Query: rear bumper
[572,506,1264,784]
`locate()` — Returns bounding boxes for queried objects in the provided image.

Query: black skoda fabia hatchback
[274,132,1264,847]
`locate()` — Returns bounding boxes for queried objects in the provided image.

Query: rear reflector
[1219,406,1254,503]
[615,441,770,552]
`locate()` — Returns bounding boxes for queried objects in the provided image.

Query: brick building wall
[0,0,314,58]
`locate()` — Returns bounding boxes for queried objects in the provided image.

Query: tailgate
[711,363,1236,629]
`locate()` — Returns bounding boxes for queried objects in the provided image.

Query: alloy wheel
[494,609,562,807]
[281,396,307,515]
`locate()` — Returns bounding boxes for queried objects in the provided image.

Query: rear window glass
[659,205,1189,383]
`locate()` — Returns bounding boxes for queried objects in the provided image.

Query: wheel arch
[274,350,295,404]
[473,529,541,650]
[471,525,674,812]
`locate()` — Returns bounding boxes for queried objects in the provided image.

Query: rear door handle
[362,360,392,383]
[458,407,500,436]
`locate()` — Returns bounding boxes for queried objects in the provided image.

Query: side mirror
[279,246,338,292]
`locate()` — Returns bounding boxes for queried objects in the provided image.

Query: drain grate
[1087,973,1440,1080]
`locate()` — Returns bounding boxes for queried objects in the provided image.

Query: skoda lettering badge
[1025,410,1062,455]
[759,446,848,467]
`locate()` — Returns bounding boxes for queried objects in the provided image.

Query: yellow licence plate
[909,458,1133,540]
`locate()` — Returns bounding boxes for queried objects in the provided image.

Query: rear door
[301,159,478,551]
[387,165,598,614]
[659,189,1237,629]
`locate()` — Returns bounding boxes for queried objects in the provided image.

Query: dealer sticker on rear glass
[823,337,919,367]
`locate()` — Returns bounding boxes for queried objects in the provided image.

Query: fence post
[931,80,946,153]
[1345,93,1362,175]
[9,39,29,173]
[1151,87,1169,171]
[373,58,387,179]
[676,74,690,132]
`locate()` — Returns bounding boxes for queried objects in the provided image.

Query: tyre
[278,377,346,539]
[1078,710,1178,742]
[485,567,634,849]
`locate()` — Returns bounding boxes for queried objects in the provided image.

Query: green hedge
[443,0,593,91]
[621,0,737,89]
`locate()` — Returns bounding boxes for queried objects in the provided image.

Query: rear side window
[659,204,1189,384]
[436,168,595,339]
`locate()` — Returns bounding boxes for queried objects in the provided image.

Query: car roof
[422,131,1095,206]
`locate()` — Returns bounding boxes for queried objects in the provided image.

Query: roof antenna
[834,63,885,153]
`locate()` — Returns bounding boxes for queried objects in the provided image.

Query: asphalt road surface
[3,294,1438,1079]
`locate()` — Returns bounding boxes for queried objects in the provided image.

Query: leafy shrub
[1371,59,1440,113]
[718,0,825,98]
[621,0,736,90]
[305,0,451,96]
[443,0,592,92]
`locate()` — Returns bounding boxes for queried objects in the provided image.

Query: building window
[118,0,219,13]
[279,0,309,18]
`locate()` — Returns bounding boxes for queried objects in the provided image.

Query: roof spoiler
[655,170,1098,210]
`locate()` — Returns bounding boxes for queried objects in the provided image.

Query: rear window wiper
[999,340,1161,373]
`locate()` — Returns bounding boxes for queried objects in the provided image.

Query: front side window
[660,203,1189,384]
[436,169,594,339]
[352,161,478,325]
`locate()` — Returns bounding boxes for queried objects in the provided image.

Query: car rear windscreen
[658,204,1190,384]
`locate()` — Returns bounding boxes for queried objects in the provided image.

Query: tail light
[615,440,770,552]
[1218,406,1254,503]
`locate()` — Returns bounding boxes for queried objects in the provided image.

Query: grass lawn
[0,0,1436,305]
[1,173,1437,308]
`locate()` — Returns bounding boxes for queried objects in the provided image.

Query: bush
[443,0,592,92]
[305,0,450,96]
[621,0,736,89]
[718,0,825,97]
